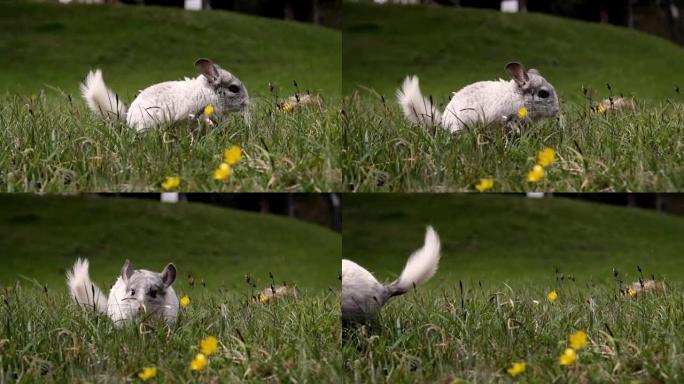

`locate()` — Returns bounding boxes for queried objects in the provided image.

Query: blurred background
[342,193,684,286]
[343,0,684,101]
[0,193,341,291]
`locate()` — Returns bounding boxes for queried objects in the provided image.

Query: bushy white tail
[396,76,442,126]
[66,258,108,313]
[390,226,441,294]
[80,69,128,121]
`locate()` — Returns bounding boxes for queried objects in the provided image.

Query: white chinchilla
[397,62,559,132]
[80,58,249,131]
[66,258,179,326]
[341,226,441,324]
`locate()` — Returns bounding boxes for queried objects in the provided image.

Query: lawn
[342,194,684,382]
[0,1,342,192]
[342,3,684,192]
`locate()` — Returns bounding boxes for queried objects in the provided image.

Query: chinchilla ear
[195,58,220,85]
[160,263,177,288]
[121,259,133,281]
[505,62,529,88]
[528,68,541,76]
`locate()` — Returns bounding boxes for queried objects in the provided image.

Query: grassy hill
[0,1,341,98]
[342,194,684,285]
[343,3,684,102]
[0,194,341,291]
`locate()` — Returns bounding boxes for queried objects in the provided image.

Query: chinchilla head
[120,260,176,315]
[505,62,559,118]
[195,58,249,112]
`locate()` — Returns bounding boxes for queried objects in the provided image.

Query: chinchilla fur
[80,58,249,131]
[397,62,559,132]
[66,258,179,326]
[341,226,441,325]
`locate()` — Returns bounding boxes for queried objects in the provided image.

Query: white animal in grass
[341,226,441,324]
[66,258,179,326]
[80,58,249,131]
[397,62,559,132]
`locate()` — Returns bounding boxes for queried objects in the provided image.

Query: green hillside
[0,1,341,98]
[343,3,684,102]
[0,194,341,290]
[342,194,684,284]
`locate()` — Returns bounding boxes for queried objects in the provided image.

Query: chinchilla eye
[228,85,240,93]
[149,289,157,298]
[538,90,550,99]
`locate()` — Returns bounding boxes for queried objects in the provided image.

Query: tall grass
[342,92,684,192]
[343,276,684,383]
[0,280,342,383]
[0,92,341,192]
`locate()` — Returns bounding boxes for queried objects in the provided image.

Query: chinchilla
[80,58,249,131]
[66,258,179,326]
[341,226,441,325]
[397,62,559,132]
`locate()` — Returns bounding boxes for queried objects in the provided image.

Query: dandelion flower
[537,148,556,167]
[627,288,637,298]
[203,104,214,116]
[547,289,558,302]
[517,107,528,119]
[475,178,494,192]
[597,105,607,114]
[527,165,545,183]
[506,362,526,376]
[161,176,180,190]
[137,367,157,381]
[180,295,190,307]
[569,330,588,350]
[258,293,269,303]
[559,348,577,366]
[213,163,232,181]
[281,102,294,112]
[199,336,218,356]
[189,353,208,371]
[223,145,242,165]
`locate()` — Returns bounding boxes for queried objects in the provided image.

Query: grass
[1,282,341,382]
[342,194,684,382]
[343,281,684,383]
[0,194,341,290]
[341,3,684,192]
[0,1,342,192]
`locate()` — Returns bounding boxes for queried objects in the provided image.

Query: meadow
[342,3,684,192]
[342,194,684,382]
[0,1,342,192]
[0,194,342,382]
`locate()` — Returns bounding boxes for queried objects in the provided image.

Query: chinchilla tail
[385,226,441,297]
[80,69,128,121]
[396,75,442,127]
[66,258,108,314]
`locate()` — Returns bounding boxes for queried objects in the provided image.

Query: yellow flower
[213,163,232,181]
[597,105,607,114]
[189,353,208,371]
[537,148,556,167]
[569,330,588,350]
[180,295,190,307]
[281,102,294,112]
[223,145,242,165]
[547,289,558,302]
[204,104,214,116]
[137,367,157,381]
[161,176,180,190]
[558,348,577,366]
[506,362,526,376]
[627,288,637,298]
[475,178,494,192]
[199,336,218,356]
[527,165,545,183]
[517,107,528,119]
[258,293,270,303]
